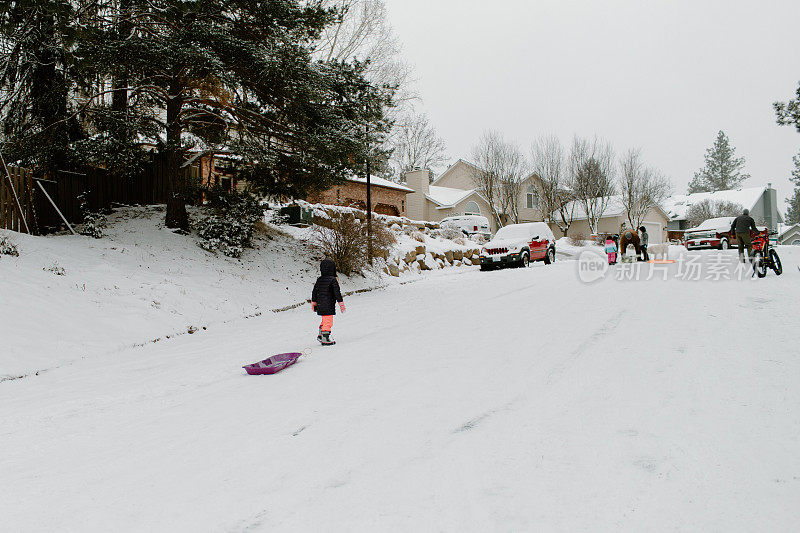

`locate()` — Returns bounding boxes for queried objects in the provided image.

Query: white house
[403,159,545,232]
[551,195,670,243]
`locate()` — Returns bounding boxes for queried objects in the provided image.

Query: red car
[684,217,738,250]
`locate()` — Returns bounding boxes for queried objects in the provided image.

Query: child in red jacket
[311,259,345,345]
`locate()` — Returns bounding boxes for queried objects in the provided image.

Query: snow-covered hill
[0,206,468,378]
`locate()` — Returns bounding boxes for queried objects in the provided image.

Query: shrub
[453,237,466,246]
[312,212,395,276]
[569,233,587,246]
[76,192,106,238]
[197,189,264,258]
[411,231,425,242]
[469,233,486,245]
[402,225,414,236]
[439,222,463,240]
[0,235,19,257]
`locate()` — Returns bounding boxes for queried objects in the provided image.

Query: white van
[439,215,491,239]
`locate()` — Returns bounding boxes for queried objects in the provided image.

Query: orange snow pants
[320,315,334,332]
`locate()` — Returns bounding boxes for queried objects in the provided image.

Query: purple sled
[243,352,302,375]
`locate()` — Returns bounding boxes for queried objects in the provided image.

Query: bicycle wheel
[753,251,767,278]
[769,248,782,275]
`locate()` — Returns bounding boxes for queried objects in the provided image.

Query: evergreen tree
[786,152,800,224]
[0,1,85,177]
[83,0,393,229]
[774,82,800,132]
[687,130,750,193]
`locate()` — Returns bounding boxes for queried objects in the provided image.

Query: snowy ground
[0,207,434,379]
[2,228,800,530]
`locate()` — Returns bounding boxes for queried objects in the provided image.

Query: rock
[454,259,462,267]
[387,263,400,276]
[417,259,431,271]
[463,258,472,266]
[404,250,417,264]
[453,250,463,261]
[416,253,425,262]
[415,245,426,256]
[436,259,445,269]
[445,250,454,263]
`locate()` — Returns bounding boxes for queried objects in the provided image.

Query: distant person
[730,209,758,262]
[638,226,649,261]
[311,259,345,345]
[604,236,617,265]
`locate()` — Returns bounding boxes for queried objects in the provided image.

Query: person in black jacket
[311,259,345,345]
[638,226,649,261]
[730,209,758,262]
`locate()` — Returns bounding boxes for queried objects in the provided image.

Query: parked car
[479,222,556,270]
[684,217,737,250]
[439,215,492,239]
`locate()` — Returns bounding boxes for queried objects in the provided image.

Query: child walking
[311,259,345,345]
[604,236,617,265]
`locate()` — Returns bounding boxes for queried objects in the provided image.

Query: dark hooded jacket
[312,259,343,316]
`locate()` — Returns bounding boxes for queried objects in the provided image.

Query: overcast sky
[384,0,800,214]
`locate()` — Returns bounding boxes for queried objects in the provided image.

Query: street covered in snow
[2,245,799,531]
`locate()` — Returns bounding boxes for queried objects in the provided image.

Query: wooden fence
[0,166,36,234]
[0,154,200,235]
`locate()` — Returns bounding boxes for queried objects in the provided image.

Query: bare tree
[470,131,527,228]
[569,136,616,234]
[686,199,745,228]
[618,148,672,229]
[391,112,447,178]
[314,0,416,109]
[531,135,575,236]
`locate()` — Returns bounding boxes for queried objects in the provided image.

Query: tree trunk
[164,86,188,229]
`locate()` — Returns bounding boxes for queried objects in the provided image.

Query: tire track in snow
[544,310,626,386]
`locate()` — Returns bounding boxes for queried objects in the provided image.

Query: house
[307,175,413,217]
[551,196,671,243]
[778,223,800,246]
[663,185,783,232]
[403,159,545,232]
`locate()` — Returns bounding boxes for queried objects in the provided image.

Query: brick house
[308,175,413,217]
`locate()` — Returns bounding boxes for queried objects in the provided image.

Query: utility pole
[366,115,373,264]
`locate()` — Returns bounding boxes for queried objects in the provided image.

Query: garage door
[642,222,663,244]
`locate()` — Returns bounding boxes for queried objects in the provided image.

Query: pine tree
[687,131,750,193]
[0,1,85,177]
[82,0,393,229]
[786,152,800,224]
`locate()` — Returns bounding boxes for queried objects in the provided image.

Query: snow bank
[0,206,474,378]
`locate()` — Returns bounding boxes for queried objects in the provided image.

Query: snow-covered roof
[426,185,480,208]
[662,187,765,221]
[346,175,414,193]
[558,195,626,221]
[430,159,481,186]
[778,223,800,239]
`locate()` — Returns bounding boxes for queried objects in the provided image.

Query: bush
[453,237,466,246]
[411,231,425,242]
[76,192,106,238]
[0,235,19,257]
[439,222,463,240]
[312,212,396,275]
[469,233,486,245]
[569,233,587,246]
[197,189,264,258]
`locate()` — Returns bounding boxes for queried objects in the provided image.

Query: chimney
[403,169,430,221]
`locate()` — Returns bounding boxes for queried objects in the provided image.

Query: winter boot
[317,326,323,343]
[319,331,335,346]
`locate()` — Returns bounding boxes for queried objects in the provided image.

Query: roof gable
[662,187,765,221]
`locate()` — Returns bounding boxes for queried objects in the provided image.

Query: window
[464,201,480,215]
[526,185,539,209]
